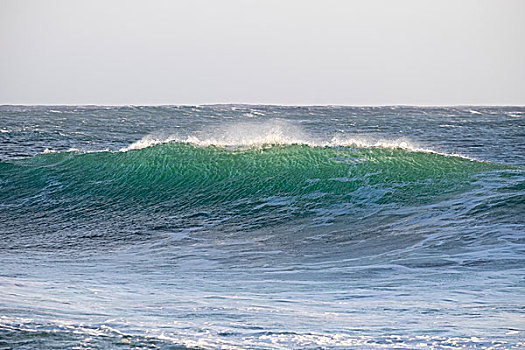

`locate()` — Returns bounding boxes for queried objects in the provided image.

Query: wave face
[0,106,524,349]
[0,143,511,246]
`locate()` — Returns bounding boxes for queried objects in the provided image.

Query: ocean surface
[0,105,524,349]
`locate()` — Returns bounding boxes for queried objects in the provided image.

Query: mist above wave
[120,119,426,153]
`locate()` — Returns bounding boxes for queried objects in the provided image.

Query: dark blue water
[1,106,524,349]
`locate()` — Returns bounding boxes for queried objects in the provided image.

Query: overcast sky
[1,0,524,105]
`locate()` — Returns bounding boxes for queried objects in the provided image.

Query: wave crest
[120,120,446,156]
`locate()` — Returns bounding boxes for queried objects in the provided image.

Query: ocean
[0,105,523,349]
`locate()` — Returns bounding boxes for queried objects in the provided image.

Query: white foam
[42,147,101,155]
[1,315,515,350]
[121,120,410,150]
[119,120,473,159]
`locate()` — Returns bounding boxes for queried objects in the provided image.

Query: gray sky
[1,0,524,105]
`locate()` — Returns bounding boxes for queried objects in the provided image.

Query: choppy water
[0,105,524,349]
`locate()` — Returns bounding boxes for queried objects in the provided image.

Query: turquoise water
[0,106,524,349]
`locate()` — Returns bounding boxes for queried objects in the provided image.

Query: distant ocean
[1,105,524,349]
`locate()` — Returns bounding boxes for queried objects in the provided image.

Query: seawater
[0,106,524,349]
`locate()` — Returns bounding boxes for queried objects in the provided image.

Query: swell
[1,142,505,199]
[0,142,511,221]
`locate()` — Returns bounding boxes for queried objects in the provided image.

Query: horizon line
[1,103,525,108]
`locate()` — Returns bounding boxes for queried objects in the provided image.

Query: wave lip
[121,135,473,161]
[118,120,472,159]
